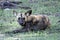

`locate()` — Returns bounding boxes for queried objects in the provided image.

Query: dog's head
[13,10,32,26]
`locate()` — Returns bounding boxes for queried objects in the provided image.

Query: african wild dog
[13,10,50,32]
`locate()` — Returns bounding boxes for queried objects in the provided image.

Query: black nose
[18,21,24,26]
[19,22,25,26]
[20,23,23,25]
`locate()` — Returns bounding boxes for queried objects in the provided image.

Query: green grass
[0,0,60,40]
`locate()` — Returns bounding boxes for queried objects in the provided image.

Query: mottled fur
[13,10,50,31]
[24,15,50,30]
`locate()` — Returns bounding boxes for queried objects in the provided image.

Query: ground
[0,0,60,40]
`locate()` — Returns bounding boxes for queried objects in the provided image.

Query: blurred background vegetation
[0,0,60,40]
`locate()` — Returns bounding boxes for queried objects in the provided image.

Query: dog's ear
[25,10,32,16]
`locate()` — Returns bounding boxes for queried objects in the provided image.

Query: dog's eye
[18,17,20,20]
[23,18,25,19]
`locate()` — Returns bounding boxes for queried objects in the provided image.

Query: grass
[0,0,60,40]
